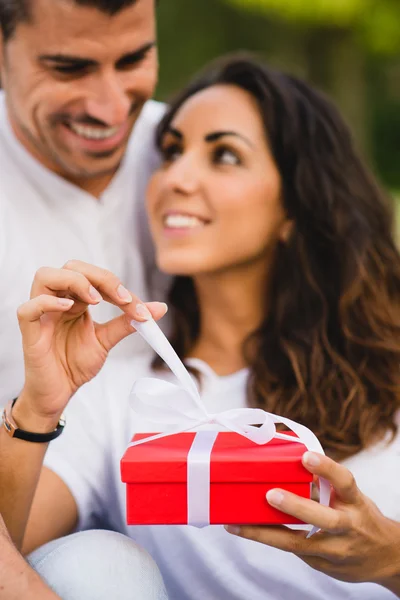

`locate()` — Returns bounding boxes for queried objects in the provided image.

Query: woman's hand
[225,452,400,590]
[15,260,167,429]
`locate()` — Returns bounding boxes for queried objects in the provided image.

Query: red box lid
[121,432,312,484]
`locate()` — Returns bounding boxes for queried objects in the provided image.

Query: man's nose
[84,72,132,126]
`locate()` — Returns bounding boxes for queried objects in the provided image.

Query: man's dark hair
[0,0,139,42]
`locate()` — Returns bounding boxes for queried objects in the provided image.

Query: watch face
[2,407,16,437]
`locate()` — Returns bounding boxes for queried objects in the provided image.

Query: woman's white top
[44,357,400,600]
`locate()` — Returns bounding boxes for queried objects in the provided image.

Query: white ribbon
[187,430,219,527]
[129,319,330,535]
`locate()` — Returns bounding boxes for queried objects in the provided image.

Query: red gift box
[121,431,312,525]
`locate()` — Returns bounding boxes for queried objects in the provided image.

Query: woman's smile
[162,210,211,238]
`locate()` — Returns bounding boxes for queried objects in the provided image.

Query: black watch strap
[2,399,66,444]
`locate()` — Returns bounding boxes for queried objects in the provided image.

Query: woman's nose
[164,154,201,195]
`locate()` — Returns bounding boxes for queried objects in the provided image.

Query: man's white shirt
[0,92,166,405]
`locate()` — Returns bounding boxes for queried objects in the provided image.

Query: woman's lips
[161,212,210,238]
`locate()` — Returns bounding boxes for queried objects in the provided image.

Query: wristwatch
[2,398,66,443]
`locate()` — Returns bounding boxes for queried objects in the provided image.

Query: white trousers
[28,530,169,600]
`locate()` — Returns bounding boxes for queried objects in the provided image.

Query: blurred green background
[156,0,399,229]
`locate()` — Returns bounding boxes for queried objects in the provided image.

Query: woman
[1,54,400,599]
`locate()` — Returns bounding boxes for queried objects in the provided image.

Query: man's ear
[279,219,294,243]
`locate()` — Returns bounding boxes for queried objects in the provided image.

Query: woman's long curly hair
[153,54,400,460]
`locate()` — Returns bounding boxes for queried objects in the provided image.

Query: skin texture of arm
[0,427,78,552]
[22,468,79,556]
[0,513,60,600]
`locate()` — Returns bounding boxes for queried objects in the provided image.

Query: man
[0,2,168,595]
[0,0,165,405]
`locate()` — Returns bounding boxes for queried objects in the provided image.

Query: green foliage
[223,0,362,26]
[222,0,400,54]
[364,2,400,54]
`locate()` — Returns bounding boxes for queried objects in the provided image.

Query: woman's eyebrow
[165,127,254,149]
[165,127,183,140]
[205,131,254,148]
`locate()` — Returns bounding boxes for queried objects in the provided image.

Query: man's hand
[15,260,167,430]
[225,452,400,591]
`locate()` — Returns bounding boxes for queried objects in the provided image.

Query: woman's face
[147,84,290,277]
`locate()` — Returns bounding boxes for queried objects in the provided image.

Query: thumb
[302,452,360,505]
[146,301,169,321]
[95,302,168,352]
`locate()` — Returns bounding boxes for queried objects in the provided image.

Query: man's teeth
[68,123,120,140]
[164,214,206,229]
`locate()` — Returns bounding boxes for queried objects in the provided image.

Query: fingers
[224,523,361,565]
[17,295,75,345]
[302,452,361,505]
[23,262,169,353]
[265,489,351,534]
[62,260,140,310]
[144,302,169,322]
[225,525,319,556]
[95,302,168,353]
[30,262,163,324]
[258,454,360,534]
[31,266,107,306]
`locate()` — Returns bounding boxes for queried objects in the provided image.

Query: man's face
[0,0,158,184]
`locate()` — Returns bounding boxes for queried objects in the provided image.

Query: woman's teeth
[68,122,120,140]
[164,214,206,229]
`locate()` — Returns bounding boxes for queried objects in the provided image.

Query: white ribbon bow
[129,319,330,535]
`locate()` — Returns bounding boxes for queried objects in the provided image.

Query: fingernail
[136,303,152,321]
[58,298,74,308]
[303,452,321,468]
[146,301,168,314]
[157,302,168,313]
[117,285,133,303]
[224,525,241,536]
[266,490,285,506]
[89,286,102,303]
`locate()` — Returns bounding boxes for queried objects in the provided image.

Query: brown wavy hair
[153,54,400,460]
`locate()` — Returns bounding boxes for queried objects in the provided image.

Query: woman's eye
[160,144,182,163]
[213,147,241,166]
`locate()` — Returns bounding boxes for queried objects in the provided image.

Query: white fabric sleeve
[43,376,114,531]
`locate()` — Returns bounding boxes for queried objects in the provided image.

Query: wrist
[372,522,400,594]
[11,393,63,434]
